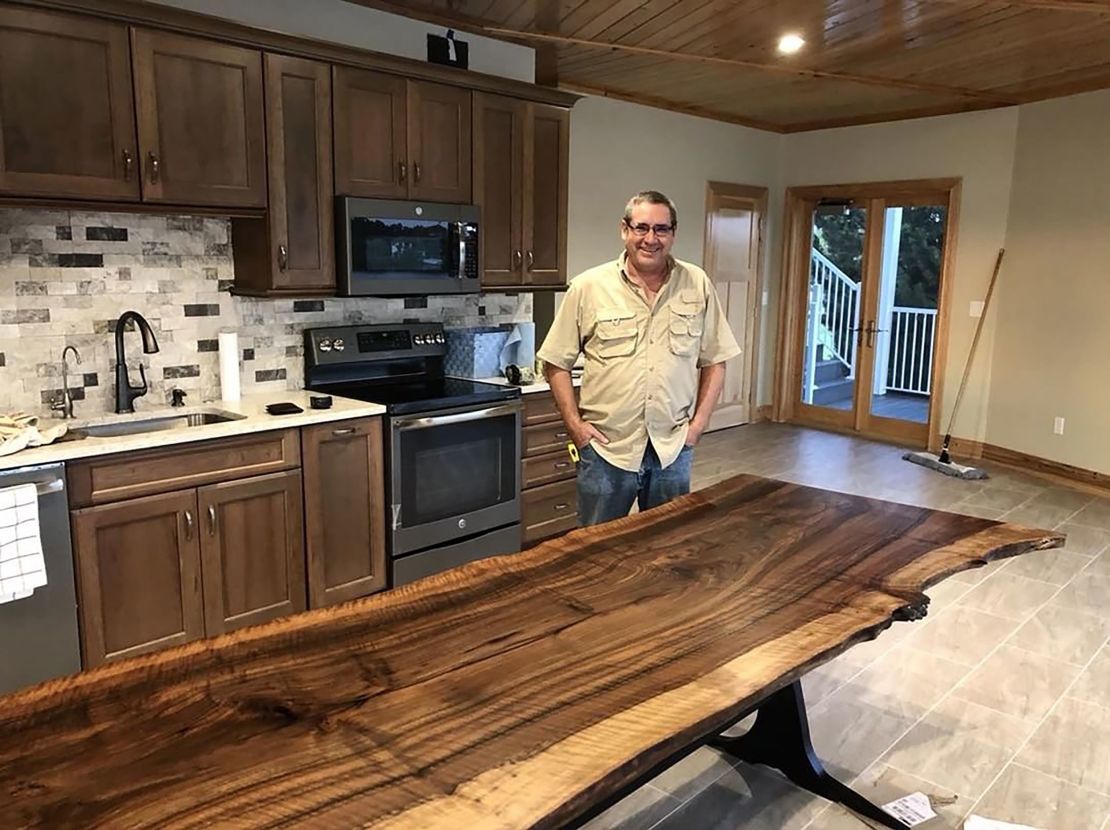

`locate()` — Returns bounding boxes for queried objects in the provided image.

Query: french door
[778,181,960,446]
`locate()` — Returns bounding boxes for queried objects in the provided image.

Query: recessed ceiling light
[778,33,805,55]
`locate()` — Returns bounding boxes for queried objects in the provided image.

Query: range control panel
[304,323,445,366]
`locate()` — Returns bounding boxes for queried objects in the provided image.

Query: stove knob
[413,335,425,345]
[435,333,445,344]
[319,338,332,352]
[333,338,345,352]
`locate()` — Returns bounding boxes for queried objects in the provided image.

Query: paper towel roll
[218,330,240,401]
[498,322,536,374]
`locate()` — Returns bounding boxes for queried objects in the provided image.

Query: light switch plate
[969,300,985,318]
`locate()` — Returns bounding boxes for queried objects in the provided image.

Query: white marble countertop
[467,375,582,395]
[0,391,386,472]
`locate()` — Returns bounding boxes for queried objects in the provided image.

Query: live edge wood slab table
[0,475,1062,830]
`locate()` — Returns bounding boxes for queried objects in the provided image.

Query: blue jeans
[577,441,693,527]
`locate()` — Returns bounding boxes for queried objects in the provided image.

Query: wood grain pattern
[0,475,1061,829]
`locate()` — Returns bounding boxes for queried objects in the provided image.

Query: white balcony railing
[809,249,860,374]
[887,306,937,395]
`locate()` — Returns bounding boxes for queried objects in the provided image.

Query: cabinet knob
[414,161,422,183]
[148,152,160,183]
[398,161,407,184]
[122,149,134,181]
[278,244,288,271]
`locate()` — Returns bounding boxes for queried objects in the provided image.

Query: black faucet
[114,310,160,413]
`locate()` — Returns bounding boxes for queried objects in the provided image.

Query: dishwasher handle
[32,478,65,497]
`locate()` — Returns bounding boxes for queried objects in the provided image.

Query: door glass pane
[868,205,946,423]
[801,204,866,412]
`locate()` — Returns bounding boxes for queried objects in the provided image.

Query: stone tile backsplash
[0,208,532,416]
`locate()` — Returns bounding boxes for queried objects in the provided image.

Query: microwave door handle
[456,221,466,279]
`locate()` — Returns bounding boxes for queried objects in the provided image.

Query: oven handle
[393,402,521,431]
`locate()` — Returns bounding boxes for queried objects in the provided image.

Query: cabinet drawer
[523,449,576,489]
[523,392,560,426]
[524,421,572,458]
[523,479,577,544]
[68,429,300,507]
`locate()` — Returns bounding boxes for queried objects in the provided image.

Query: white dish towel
[0,483,47,604]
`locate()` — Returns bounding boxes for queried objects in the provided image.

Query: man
[537,190,741,526]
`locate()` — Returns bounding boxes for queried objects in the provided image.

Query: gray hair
[623,191,678,228]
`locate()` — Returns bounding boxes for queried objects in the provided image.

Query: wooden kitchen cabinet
[0,7,139,201]
[198,471,306,635]
[232,53,334,296]
[301,417,387,607]
[520,390,579,545]
[334,67,471,203]
[72,489,205,668]
[131,28,266,207]
[474,94,569,289]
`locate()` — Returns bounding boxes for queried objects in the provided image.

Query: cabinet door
[302,418,387,607]
[473,93,525,288]
[197,471,306,636]
[264,53,334,292]
[524,103,569,287]
[0,7,138,200]
[408,80,471,203]
[131,28,266,207]
[333,66,406,198]
[72,490,203,668]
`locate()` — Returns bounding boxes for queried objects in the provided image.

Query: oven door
[389,401,521,556]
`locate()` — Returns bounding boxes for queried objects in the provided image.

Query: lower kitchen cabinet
[521,390,579,545]
[71,489,205,667]
[198,470,306,635]
[301,417,387,607]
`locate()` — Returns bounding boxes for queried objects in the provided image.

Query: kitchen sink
[67,410,246,439]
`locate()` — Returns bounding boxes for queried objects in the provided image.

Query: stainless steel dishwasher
[0,462,82,696]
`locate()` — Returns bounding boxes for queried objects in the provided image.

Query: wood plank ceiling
[345,0,1110,131]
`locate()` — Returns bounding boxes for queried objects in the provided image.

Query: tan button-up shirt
[537,254,741,472]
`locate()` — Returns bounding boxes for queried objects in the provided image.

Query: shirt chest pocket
[594,308,638,358]
[669,301,704,357]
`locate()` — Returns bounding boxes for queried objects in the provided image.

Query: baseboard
[755,405,773,422]
[932,434,985,460]
[981,443,1110,493]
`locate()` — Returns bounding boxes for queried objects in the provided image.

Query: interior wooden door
[703,182,767,431]
[523,103,569,287]
[197,471,306,636]
[131,28,265,207]
[0,7,139,200]
[71,489,204,667]
[408,80,471,203]
[333,66,407,198]
[474,93,525,288]
[264,53,334,292]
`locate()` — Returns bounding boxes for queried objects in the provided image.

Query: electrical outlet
[970,300,985,318]
[1054,416,1065,435]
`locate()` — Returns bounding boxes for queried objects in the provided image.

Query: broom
[903,248,1004,480]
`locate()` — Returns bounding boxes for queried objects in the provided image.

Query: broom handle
[945,248,1005,438]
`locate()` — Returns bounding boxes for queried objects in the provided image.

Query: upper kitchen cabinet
[334,66,471,203]
[232,54,334,296]
[0,7,139,201]
[131,28,266,207]
[474,94,569,289]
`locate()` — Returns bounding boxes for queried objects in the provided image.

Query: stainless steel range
[304,323,522,586]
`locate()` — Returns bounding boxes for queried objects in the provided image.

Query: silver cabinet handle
[398,160,407,183]
[122,149,134,180]
[332,427,356,437]
[278,244,288,271]
[513,250,523,270]
[554,431,568,439]
[148,152,160,183]
[554,503,569,511]
[184,510,194,540]
[554,461,570,469]
[526,250,534,270]
[414,161,422,182]
[207,505,217,536]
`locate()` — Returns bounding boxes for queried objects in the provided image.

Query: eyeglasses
[624,220,675,237]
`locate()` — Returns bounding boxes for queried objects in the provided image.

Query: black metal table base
[708,681,911,830]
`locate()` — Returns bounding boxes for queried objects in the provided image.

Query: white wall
[145,0,534,82]
[778,109,1021,440]
[986,89,1110,473]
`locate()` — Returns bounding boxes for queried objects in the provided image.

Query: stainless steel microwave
[336,197,480,296]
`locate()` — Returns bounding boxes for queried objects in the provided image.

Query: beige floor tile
[809,687,918,781]
[1018,697,1110,794]
[650,761,828,830]
[1028,487,1096,512]
[801,651,869,708]
[963,489,1035,512]
[971,763,1110,830]
[952,645,1082,722]
[807,764,968,830]
[906,605,1020,667]
[1052,570,1110,616]
[1001,547,1093,586]
[646,746,737,803]
[1008,604,1110,666]
[924,578,974,611]
[1057,523,1110,556]
[1069,499,1110,531]
[957,572,1060,621]
[950,502,1010,522]
[1085,548,1110,578]
[579,783,681,830]
[1068,647,1110,709]
[882,697,1038,799]
[1000,501,1081,531]
[848,644,971,721]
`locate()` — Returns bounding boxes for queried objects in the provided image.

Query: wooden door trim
[852,198,886,433]
[773,178,961,448]
[702,180,768,427]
